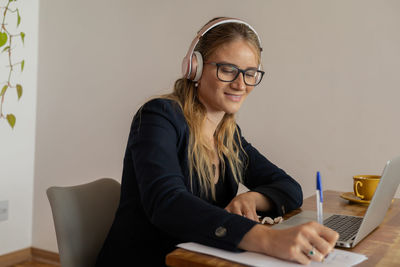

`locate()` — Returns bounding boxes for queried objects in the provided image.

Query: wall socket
[0,200,9,222]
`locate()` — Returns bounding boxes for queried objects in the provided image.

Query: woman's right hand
[238,222,339,265]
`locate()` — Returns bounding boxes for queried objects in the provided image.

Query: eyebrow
[213,61,259,70]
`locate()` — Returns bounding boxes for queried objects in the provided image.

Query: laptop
[272,155,400,248]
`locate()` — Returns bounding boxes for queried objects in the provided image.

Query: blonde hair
[164,19,262,200]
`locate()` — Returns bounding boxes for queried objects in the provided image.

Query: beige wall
[0,0,38,255]
[30,0,400,252]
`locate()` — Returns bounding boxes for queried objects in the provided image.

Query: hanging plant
[0,0,25,129]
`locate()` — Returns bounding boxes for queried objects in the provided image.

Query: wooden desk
[166,190,400,267]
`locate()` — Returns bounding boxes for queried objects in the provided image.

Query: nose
[230,72,246,91]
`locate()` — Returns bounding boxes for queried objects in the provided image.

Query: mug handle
[354,181,364,199]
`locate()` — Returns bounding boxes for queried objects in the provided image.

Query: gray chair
[47,178,120,267]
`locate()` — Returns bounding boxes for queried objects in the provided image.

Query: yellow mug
[353,175,381,200]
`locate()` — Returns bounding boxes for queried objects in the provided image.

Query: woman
[96,17,338,266]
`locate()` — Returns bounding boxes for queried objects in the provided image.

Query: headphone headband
[182,17,262,81]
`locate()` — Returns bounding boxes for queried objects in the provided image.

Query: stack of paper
[178,242,367,267]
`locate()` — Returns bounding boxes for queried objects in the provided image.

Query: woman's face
[197,39,259,116]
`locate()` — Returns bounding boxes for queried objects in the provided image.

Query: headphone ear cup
[192,51,203,82]
[181,55,190,79]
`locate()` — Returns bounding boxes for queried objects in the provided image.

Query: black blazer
[96,98,303,266]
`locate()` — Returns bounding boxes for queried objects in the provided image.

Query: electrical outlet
[0,200,8,222]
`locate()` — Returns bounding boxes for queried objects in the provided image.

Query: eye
[245,69,258,78]
[219,64,237,74]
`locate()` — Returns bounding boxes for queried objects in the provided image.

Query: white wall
[0,0,39,255]
[237,0,400,198]
[2,0,396,253]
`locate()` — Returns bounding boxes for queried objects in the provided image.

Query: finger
[318,225,339,246]
[306,232,333,256]
[303,245,324,262]
[251,211,260,222]
[224,206,232,213]
[241,208,256,221]
[240,205,258,222]
[225,205,242,216]
[315,238,335,256]
[297,232,324,263]
[307,224,337,256]
[285,242,311,265]
[295,247,312,265]
[318,227,339,253]
[246,210,259,222]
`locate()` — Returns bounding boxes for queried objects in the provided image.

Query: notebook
[272,155,400,248]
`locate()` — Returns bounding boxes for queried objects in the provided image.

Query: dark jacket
[96,98,302,266]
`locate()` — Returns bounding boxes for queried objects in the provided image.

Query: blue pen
[316,171,324,224]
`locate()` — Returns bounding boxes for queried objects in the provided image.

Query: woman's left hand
[225,191,271,222]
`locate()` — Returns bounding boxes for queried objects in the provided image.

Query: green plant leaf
[17,10,21,27]
[0,32,8,47]
[1,85,8,96]
[16,84,23,100]
[21,60,25,72]
[2,46,10,53]
[20,32,25,45]
[6,114,16,129]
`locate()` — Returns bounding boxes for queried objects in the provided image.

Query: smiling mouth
[224,93,243,102]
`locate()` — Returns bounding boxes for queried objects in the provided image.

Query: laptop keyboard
[324,215,363,241]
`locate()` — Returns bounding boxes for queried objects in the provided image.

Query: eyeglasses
[206,62,265,86]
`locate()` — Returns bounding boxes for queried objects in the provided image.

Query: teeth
[225,93,242,101]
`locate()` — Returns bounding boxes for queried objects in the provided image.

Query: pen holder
[353,175,381,200]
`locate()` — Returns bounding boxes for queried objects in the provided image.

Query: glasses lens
[215,63,264,86]
[244,69,262,86]
[217,64,238,82]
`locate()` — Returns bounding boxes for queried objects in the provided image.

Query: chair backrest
[47,178,120,267]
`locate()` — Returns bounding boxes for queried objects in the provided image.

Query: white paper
[177,242,368,267]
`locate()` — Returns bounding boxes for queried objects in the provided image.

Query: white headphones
[181,17,263,82]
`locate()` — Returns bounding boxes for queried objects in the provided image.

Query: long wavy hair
[163,18,262,200]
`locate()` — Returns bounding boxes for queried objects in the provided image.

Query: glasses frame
[206,62,265,86]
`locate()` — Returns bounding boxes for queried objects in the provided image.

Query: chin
[223,105,242,114]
